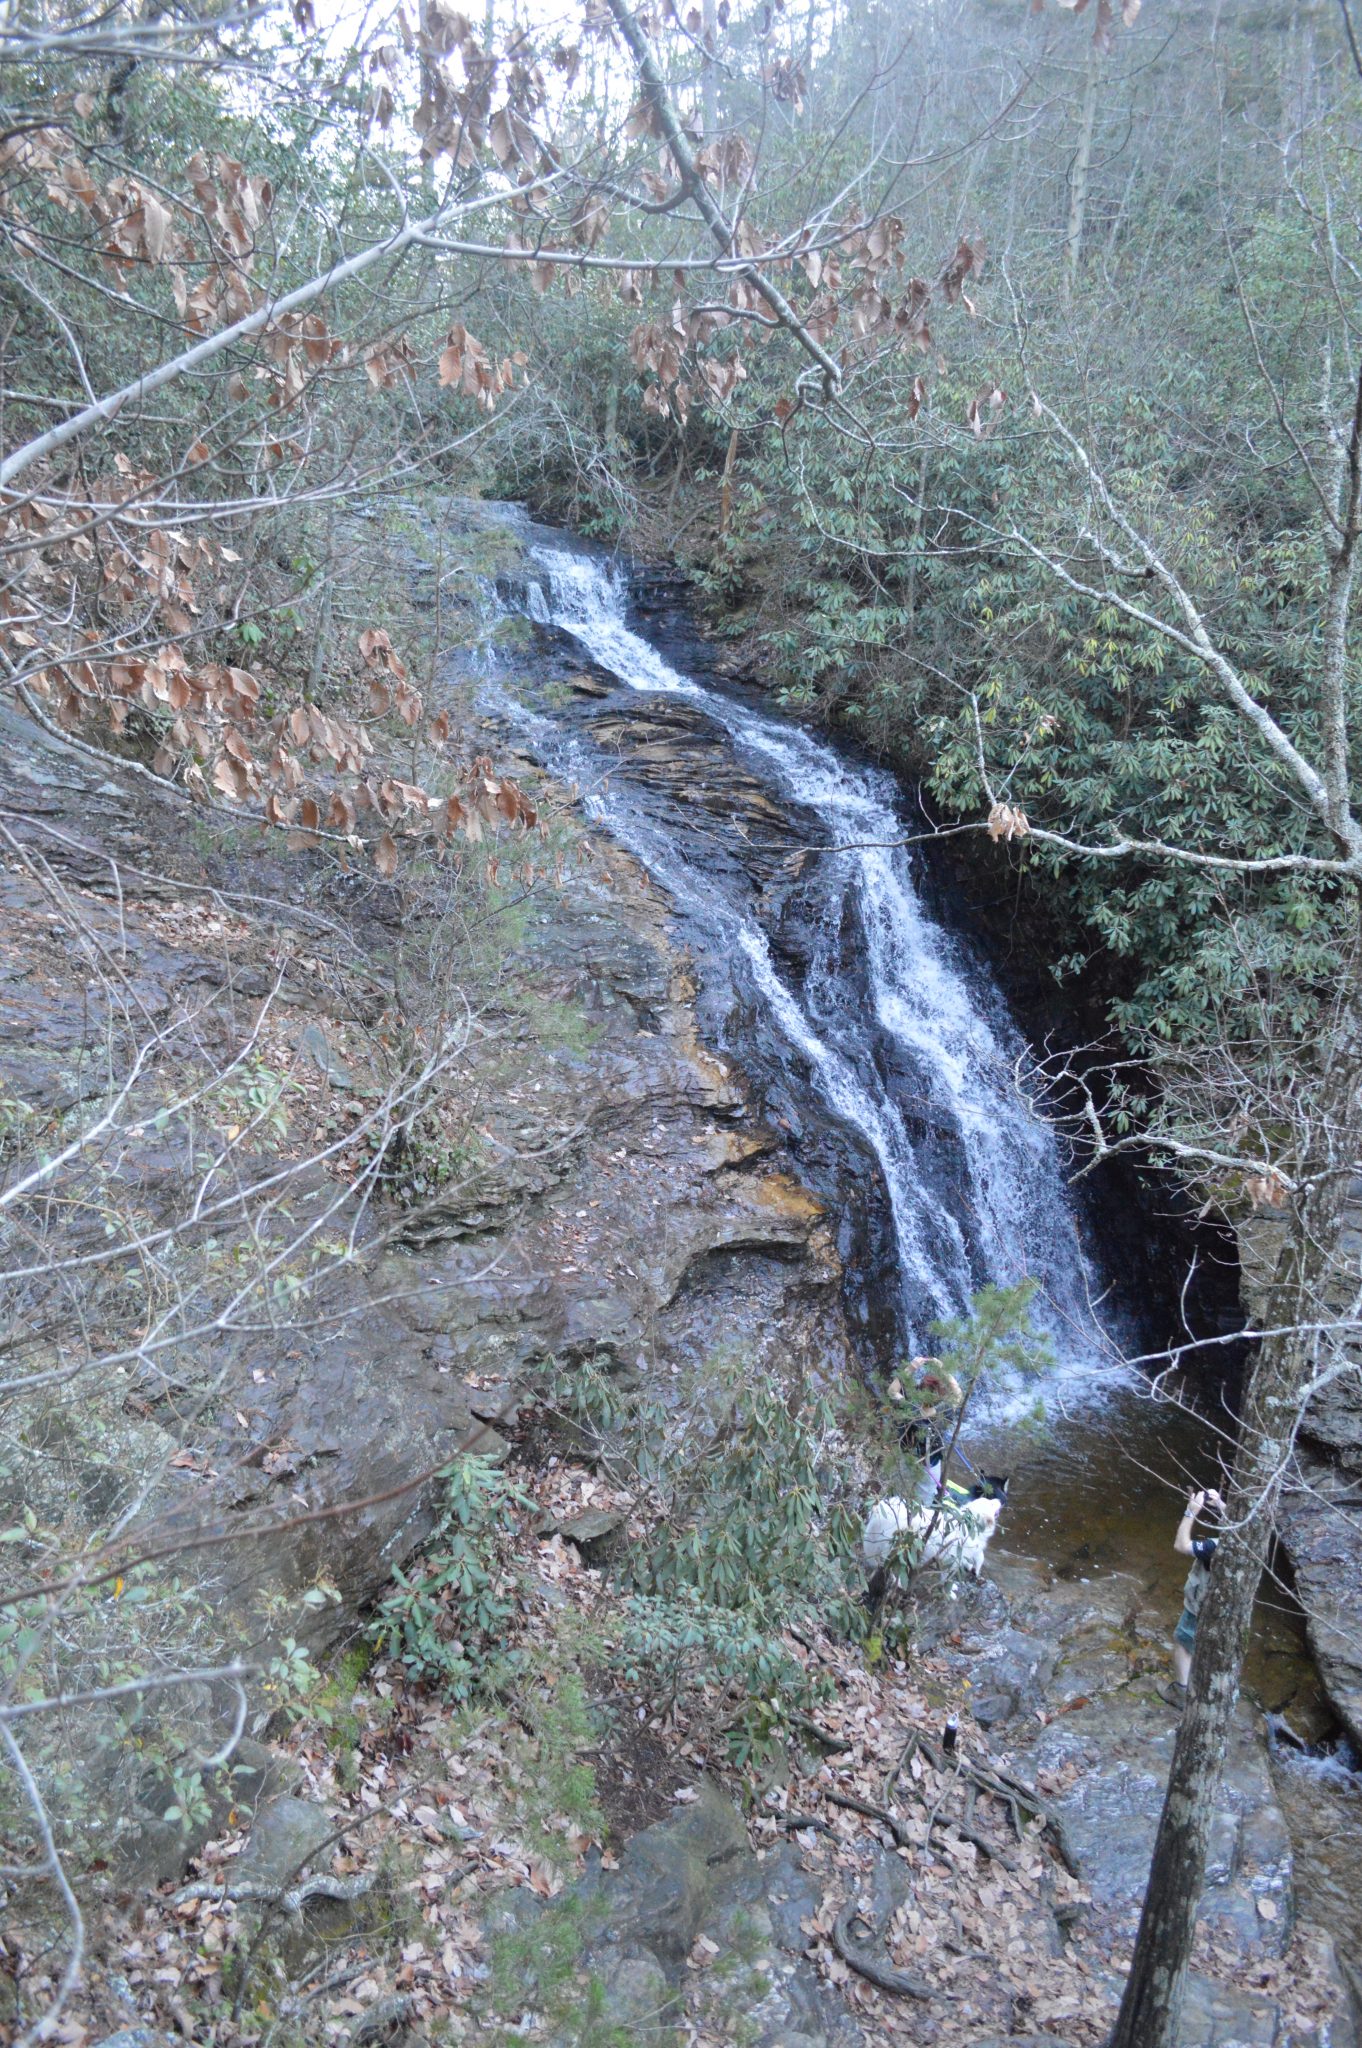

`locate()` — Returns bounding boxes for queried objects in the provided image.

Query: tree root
[826,1789,913,1848]
[832,1900,931,2000]
[172,1870,375,1923]
[939,1815,1017,1870]
[893,1730,1079,1877]
[352,1992,413,2042]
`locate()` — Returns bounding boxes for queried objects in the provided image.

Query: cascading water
[494,523,1121,1405]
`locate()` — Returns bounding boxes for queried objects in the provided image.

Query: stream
[472,506,1362,1967]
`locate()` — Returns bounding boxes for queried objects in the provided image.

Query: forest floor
[37,1435,1349,2048]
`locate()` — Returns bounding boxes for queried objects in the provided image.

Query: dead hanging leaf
[968,383,1007,437]
[213,754,250,801]
[373,831,399,878]
[569,192,610,248]
[1245,1172,1288,1211]
[986,801,1030,844]
[488,105,538,168]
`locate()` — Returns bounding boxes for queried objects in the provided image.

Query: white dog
[862,1488,1005,1583]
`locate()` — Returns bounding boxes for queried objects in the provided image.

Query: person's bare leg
[1171,1640,1191,1686]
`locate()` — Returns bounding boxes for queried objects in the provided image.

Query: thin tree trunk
[719,425,739,532]
[702,0,718,134]
[1109,949,1362,2048]
[1063,39,1100,306]
[906,440,929,625]
[307,504,335,697]
[666,422,687,514]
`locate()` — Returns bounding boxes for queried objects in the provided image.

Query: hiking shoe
[1158,1682,1188,1708]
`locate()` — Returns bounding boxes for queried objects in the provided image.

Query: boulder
[538,1507,627,1564]
[597,1952,673,2039]
[1179,1970,1280,2047]
[603,1781,748,1969]
[108,1732,302,1887]
[480,1787,857,2048]
[234,1795,336,1890]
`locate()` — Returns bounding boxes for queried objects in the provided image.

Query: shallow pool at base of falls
[975,1379,1328,1731]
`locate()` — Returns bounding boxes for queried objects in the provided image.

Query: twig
[353,1993,414,2041]
[788,1710,850,1752]
[0,1661,255,1724]
[1,1721,85,2048]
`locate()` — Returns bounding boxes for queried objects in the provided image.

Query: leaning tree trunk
[1108,951,1362,2048]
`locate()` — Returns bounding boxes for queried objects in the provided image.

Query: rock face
[0,678,856,1846]
[1240,1207,1362,1750]
[1279,1460,1362,1754]
[484,1782,858,2048]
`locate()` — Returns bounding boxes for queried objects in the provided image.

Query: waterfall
[494,532,1121,1407]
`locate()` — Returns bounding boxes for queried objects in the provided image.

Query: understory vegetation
[374,1279,1046,1773]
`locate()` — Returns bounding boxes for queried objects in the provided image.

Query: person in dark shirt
[1165,1486,1225,1702]
[889,1360,964,1499]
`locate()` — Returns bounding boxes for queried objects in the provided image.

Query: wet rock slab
[1280,1456,1362,1754]
[1241,1203,1362,1752]
[978,1558,1295,1955]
